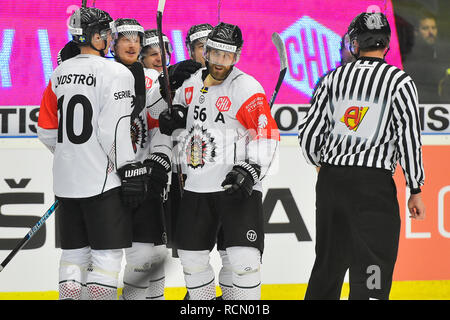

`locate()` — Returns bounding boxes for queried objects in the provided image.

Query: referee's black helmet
[347,12,391,51]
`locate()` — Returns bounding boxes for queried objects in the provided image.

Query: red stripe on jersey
[38,81,58,129]
[236,93,280,141]
[147,112,159,129]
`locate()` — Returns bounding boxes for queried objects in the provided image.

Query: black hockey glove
[158,104,187,136]
[57,41,80,65]
[159,60,202,101]
[144,153,171,198]
[129,62,146,121]
[221,162,261,199]
[117,162,149,208]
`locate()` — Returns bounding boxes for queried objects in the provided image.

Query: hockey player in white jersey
[183,22,233,300]
[185,23,213,67]
[37,7,149,300]
[158,22,280,300]
[140,28,173,73]
[110,19,172,300]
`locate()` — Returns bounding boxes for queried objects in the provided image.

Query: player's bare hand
[408,193,425,220]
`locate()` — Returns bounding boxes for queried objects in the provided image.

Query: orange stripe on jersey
[38,81,58,129]
[236,93,280,141]
[147,112,159,129]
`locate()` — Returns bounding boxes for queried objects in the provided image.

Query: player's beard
[209,64,232,81]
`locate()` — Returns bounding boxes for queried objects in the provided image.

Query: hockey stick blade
[269,32,288,108]
[0,200,59,273]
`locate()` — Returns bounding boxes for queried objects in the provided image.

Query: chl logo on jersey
[216,96,231,112]
[341,106,369,131]
[183,124,216,169]
[185,87,194,104]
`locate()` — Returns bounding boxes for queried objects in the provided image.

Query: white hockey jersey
[38,54,136,198]
[145,70,183,175]
[173,67,280,193]
[131,67,172,162]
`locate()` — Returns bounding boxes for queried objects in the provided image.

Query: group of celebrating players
[38,5,280,300]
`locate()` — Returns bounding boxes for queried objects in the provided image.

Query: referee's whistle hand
[408,194,426,220]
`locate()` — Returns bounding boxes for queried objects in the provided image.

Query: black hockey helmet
[185,23,213,57]
[347,12,391,52]
[111,18,145,46]
[69,7,113,46]
[204,22,243,66]
[140,29,173,64]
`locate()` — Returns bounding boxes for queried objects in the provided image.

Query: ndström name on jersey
[55,73,97,88]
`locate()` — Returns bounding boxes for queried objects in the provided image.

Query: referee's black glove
[221,162,261,199]
[117,162,148,208]
[143,153,171,198]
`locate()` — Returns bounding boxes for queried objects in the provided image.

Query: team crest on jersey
[340,106,369,131]
[145,76,153,89]
[183,124,216,169]
[215,96,231,112]
[131,115,147,152]
[185,86,194,104]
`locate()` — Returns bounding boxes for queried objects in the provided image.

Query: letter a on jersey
[341,106,369,131]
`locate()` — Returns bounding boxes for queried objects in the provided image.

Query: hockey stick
[217,0,222,23]
[82,0,87,8]
[254,33,286,182]
[0,200,59,272]
[268,32,288,109]
[156,0,173,115]
[156,0,185,197]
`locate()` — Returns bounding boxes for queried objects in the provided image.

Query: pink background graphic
[0,0,401,106]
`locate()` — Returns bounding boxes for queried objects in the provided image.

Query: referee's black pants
[304,164,400,300]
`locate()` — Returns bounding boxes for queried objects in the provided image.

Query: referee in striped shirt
[298,12,425,300]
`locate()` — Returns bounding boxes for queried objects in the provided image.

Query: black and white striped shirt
[298,56,425,190]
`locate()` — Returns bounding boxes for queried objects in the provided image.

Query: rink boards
[0,134,449,300]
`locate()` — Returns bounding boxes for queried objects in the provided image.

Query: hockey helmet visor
[204,40,241,66]
[112,19,145,46]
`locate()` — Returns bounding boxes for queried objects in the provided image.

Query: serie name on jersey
[55,73,97,88]
[114,90,133,100]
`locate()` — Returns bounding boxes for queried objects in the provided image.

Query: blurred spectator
[438,68,450,102]
[403,12,450,103]
[394,13,415,61]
